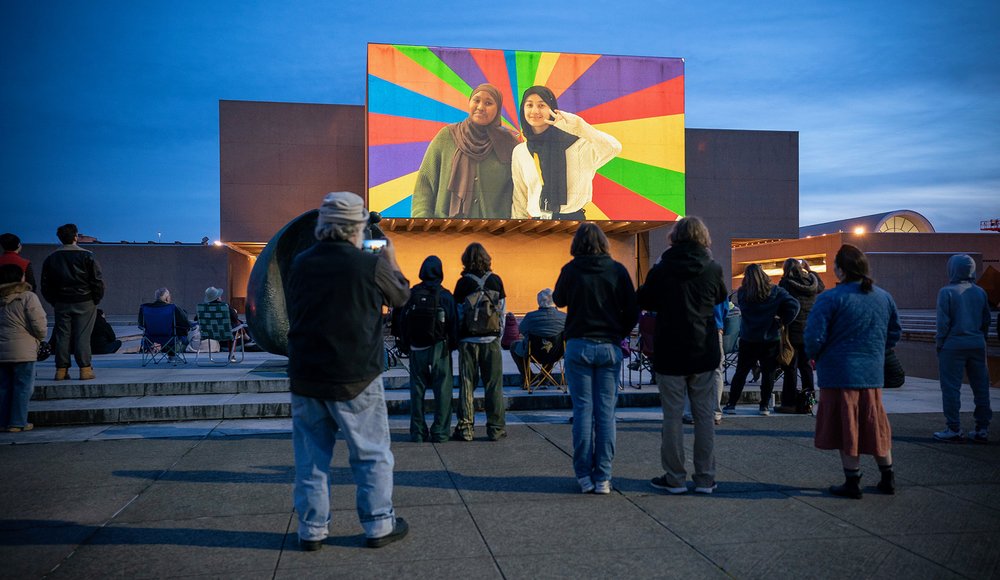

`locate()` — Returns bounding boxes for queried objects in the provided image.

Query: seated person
[195,286,244,361]
[90,309,122,354]
[138,287,191,358]
[511,288,567,385]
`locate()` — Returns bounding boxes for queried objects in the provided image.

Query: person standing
[638,217,728,494]
[554,223,638,494]
[0,233,37,291]
[933,254,992,443]
[776,258,824,413]
[806,244,901,498]
[41,224,105,381]
[285,192,411,551]
[452,242,507,441]
[722,264,799,415]
[399,255,458,443]
[0,265,47,432]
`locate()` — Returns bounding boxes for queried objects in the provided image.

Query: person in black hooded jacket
[776,258,824,412]
[399,255,458,443]
[638,217,728,495]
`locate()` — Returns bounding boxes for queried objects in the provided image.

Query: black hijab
[519,86,578,211]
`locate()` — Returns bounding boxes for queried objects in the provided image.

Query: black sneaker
[299,538,323,551]
[650,475,687,494]
[367,517,409,548]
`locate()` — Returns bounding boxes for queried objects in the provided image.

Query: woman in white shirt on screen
[511,85,622,220]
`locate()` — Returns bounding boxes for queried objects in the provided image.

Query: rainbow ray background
[367,43,685,221]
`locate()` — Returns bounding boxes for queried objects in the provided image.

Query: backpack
[404,285,447,348]
[461,272,502,337]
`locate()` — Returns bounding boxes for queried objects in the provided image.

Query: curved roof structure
[799,210,935,238]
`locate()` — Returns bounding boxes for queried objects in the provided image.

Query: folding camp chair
[524,333,566,394]
[139,304,188,366]
[195,302,247,366]
[721,309,741,385]
[626,311,656,387]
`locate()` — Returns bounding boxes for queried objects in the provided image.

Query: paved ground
[3,385,999,578]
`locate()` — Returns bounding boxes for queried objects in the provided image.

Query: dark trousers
[408,341,453,442]
[455,340,505,440]
[726,340,779,409]
[53,301,96,369]
[780,342,814,405]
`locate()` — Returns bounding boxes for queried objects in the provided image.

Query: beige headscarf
[446,84,518,217]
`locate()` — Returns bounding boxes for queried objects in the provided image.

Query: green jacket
[412,127,514,219]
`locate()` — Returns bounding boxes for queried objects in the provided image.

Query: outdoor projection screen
[367,43,685,221]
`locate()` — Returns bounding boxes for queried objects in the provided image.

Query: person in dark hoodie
[723,263,799,416]
[638,217,728,495]
[399,256,458,443]
[553,223,638,494]
[933,254,992,443]
[776,258,824,413]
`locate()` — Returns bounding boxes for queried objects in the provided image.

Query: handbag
[884,348,905,388]
[777,325,795,366]
[37,340,52,362]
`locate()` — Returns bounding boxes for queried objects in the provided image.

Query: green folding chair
[195,302,246,366]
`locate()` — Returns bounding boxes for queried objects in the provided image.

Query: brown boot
[54,368,70,381]
[79,366,96,380]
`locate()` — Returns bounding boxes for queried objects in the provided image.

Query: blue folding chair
[139,304,188,366]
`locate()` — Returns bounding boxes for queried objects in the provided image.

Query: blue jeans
[938,348,993,431]
[565,339,621,483]
[291,377,396,542]
[0,361,35,428]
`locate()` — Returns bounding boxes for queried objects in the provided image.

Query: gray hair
[154,287,171,303]
[315,221,362,242]
[536,288,555,308]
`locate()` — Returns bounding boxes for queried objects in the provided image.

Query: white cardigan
[511,111,622,218]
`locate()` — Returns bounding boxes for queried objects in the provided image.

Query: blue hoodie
[936,254,991,350]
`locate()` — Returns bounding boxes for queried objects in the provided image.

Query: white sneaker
[594,480,611,494]
[578,477,595,494]
[694,483,718,494]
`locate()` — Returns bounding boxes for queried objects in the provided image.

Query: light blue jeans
[938,348,992,431]
[0,361,35,428]
[565,339,621,484]
[291,376,396,542]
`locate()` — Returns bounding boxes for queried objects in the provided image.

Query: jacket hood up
[781,271,820,296]
[947,254,976,283]
[659,241,713,280]
[419,255,444,287]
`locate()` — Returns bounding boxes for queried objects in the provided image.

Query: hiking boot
[54,368,70,381]
[367,517,409,548]
[933,428,965,443]
[830,475,863,499]
[650,476,687,494]
[79,366,96,380]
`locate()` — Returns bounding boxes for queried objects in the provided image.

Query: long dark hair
[782,257,804,280]
[570,223,610,257]
[740,263,772,303]
[834,244,874,293]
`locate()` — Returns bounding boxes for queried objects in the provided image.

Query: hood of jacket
[418,255,444,287]
[947,254,976,283]
[659,241,713,280]
[0,281,31,304]
[570,254,616,274]
[781,271,819,296]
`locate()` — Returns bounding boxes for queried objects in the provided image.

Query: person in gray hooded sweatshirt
[933,254,992,443]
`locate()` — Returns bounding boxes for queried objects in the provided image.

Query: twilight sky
[3,0,998,243]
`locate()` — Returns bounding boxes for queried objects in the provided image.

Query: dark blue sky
[3,0,998,242]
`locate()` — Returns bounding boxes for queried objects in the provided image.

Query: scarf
[519,85,578,211]
[446,84,517,217]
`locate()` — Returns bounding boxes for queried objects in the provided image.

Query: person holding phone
[411,84,519,219]
[511,86,622,220]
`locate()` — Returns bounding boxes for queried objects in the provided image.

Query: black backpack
[461,272,501,336]
[404,285,447,348]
